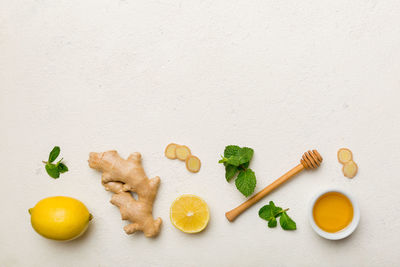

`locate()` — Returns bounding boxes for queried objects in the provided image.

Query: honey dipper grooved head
[301,150,323,169]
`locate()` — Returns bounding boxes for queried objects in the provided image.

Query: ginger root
[88,151,162,237]
[186,155,201,173]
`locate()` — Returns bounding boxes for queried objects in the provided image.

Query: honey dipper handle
[225,164,305,222]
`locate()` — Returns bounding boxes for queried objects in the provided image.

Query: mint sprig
[43,146,68,179]
[218,145,256,197]
[259,201,297,230]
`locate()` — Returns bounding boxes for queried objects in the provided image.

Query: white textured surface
[1,1,400,266]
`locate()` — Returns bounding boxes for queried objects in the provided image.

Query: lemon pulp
[170,194,209,233]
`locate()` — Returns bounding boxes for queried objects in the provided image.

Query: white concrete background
[1,1,399,266]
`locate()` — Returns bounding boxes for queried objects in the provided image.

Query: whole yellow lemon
[29,196,92,241]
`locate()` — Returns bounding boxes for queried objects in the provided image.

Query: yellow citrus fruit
[29,196,92,241]
[170,194,209,233]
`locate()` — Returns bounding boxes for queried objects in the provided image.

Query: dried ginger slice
[343,160,358,178]
[176,145,191,161]
[337,148,353,164]
[186,155,201,173]
[165,143,178,159]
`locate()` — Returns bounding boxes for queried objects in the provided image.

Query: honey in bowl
[313,192,354,233]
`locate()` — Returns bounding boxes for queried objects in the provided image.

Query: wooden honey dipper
[225,150,323,222]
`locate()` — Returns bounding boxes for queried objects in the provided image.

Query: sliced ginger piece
[165,143,178,159]
[343,160,358,178]
[186,155,201,173]
[337,148,353,164]
[176,145,191,161]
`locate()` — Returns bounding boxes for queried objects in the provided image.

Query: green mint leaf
[225,165,238,181]
[268,217,277,228]
[259,201,283,222]
[279,212,297,230]
[241,162,250,169]
[219,145,257,196]
[48,146,60,163]
[235,169,256,197]
[259,201,296,231]
[218,157,228,164]
[259,204,274,221]
[45,164,60,178]
[223,147,254,166]
[219,146,254,167]
[269,201,283,217]
[237,147,254,164]
[224,156,241,166]
[57,162,69,173]
[224,145,241,158]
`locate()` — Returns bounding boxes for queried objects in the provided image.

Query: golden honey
[313,192,353,233]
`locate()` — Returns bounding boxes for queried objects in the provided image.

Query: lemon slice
[170,194,209,233]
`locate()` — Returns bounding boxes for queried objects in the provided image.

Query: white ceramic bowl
[309,189,360,240]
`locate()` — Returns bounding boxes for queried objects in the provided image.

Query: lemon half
[170,194,209,234]
[29,196,92,241]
